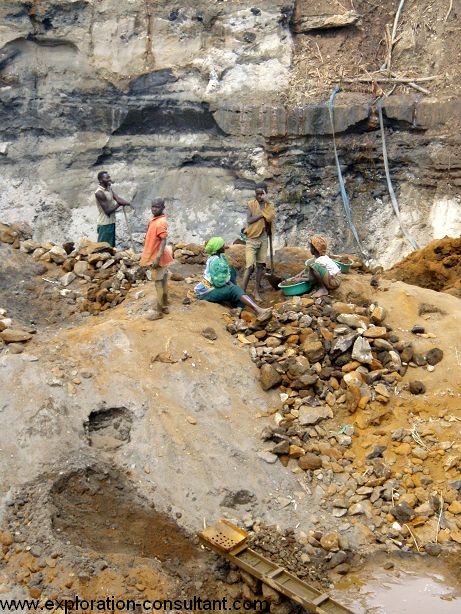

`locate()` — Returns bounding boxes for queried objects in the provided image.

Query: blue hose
[377,97,419,250]
[328,87,367,257]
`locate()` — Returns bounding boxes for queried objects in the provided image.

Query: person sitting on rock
[194,237,272,323]
[308,235,342,297]
[293,235,341,298]
[140,198,173,319]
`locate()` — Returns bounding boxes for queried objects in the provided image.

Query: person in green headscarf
[204,236,226,256]
[194,237,272,322]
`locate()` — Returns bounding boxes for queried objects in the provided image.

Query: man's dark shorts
[97,223,116,247]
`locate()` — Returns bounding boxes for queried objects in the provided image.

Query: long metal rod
[123,207,136,253]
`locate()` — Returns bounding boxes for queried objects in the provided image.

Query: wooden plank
[312,594,330,606]
[232,546,351,613]
[266,568,284,579]
[199,522,353,614]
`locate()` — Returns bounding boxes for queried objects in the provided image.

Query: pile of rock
[173,242,207,265]
[225,297,461,552]
[227,296,443,416]
[0,308,35,353]
[0,222,150,315]
[25,239,148,314]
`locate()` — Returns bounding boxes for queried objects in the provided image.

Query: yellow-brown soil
[385,237,461,297]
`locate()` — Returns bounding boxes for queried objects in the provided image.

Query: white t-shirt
[316,255,341,276]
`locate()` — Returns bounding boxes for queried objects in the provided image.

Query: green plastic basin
[333,260,351,273]
[306,257,350,274]
[278,278,314,296]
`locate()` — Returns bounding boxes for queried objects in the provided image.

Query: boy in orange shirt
[140,198,173,319]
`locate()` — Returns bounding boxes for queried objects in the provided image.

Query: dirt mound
[385,237,461,297]
[0,243,77,328]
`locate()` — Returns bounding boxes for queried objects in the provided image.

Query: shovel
[266,228,283,290]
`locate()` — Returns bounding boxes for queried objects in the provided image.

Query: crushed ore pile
[0,222,149,316]
[225,295,461,554]
[248,525,349,582]
[227,295,443,413]
[0,223,206,325]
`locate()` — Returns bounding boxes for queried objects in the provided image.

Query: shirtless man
[94,171,131,247]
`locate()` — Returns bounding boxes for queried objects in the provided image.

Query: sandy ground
[0,250,460,606]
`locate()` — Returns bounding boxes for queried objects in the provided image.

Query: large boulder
[1,329,33,343]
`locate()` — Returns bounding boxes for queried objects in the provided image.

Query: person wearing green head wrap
[194,238,272,323]
[205,236,225,255]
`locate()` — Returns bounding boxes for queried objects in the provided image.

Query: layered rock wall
[0,0,460,266]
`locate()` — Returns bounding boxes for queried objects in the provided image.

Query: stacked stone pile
[31,240,148,314]
[173,242,207,265]
[0,307,35,353]
[227,295,443,414]
[0,222,149,314]
[225,296,461,551]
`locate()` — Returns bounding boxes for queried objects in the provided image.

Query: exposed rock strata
[0,0,460,266]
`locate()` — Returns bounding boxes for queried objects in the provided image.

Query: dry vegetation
[284,0,460,104]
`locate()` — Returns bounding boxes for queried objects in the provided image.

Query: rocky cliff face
[0,0,460,266]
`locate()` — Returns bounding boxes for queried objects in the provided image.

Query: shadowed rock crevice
[128,69,178,94]
[113,102,225,136]
[85,407,133,449]
[1,36,79,58]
